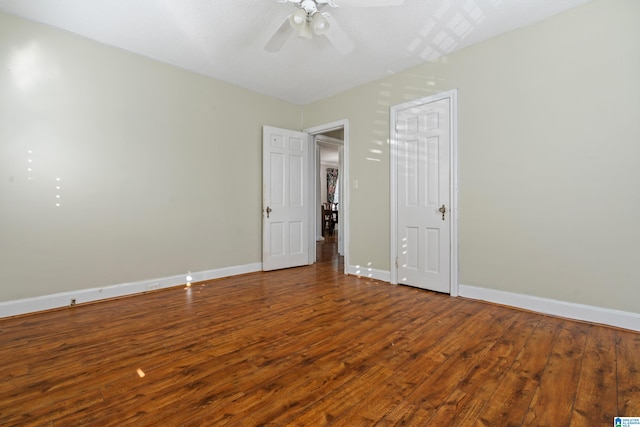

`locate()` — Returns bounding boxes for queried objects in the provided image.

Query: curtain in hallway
[326,168,338,204]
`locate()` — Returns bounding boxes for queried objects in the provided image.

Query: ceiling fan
[265,0,405,54]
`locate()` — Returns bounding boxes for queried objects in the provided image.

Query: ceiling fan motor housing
[300,0,318,13]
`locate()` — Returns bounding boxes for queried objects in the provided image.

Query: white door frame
[390,90,459,296]
[305,119,349,274]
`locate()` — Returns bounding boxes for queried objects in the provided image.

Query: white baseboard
[346,264,391,283]
[0,262,262,319]
[459,284,640,332]
[6,266,636,332]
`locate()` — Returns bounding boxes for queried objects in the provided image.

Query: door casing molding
[389,90,459,296]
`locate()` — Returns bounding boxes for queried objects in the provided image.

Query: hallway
[316,232,343,272]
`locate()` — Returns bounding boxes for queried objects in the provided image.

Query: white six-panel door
[395,97,451,293]
[262,126,309,271]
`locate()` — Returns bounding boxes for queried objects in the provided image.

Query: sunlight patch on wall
[55,177,62,207]
[405,0,487,62]
[9,41,58,90]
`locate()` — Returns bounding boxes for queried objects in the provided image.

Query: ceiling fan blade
[264,16,295,52]
[332,0,404,7]
[321,12,355,55]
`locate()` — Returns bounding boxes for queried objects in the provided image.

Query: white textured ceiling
[0,0,591,105]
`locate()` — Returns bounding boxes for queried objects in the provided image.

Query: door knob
[439,204,446,220]
[265,206,272,218]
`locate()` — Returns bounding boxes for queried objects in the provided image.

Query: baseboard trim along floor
[2,265,638,332]
[0,262,262,319]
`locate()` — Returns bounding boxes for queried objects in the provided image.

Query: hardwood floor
[1,238,638,426]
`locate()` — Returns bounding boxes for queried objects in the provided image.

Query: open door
[262,126,310,271]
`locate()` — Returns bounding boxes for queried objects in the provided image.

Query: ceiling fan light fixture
[289,8,308,31]
[311,12,330,35]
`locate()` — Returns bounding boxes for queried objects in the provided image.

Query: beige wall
[303,0,640,313]
[0,12,302,302]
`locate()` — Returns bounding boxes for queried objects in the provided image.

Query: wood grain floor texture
[1,243,638,426]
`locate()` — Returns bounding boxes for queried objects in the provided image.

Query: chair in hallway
[322,204,334,237]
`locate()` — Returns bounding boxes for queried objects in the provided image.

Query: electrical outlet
[147,283,160,291]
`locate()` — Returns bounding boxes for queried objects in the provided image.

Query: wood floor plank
[617,329,640,417]
[378,399,436,426]
[571,325,618,426]
[458,311,540,401]
[336,369,409,425]
[403,305,516,410]
[522,322,590,426]
[0,241,638,426]
[278,364,394,425]
[471,370,540,427]
[426,388,487,427]
[472,315,563,427]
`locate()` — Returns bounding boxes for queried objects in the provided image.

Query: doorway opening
[305,120,349,274]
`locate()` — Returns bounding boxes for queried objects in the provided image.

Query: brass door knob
[438,204,446,220]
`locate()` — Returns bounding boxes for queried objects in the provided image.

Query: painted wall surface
[0,12,302,302]
[303,0,640,313]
